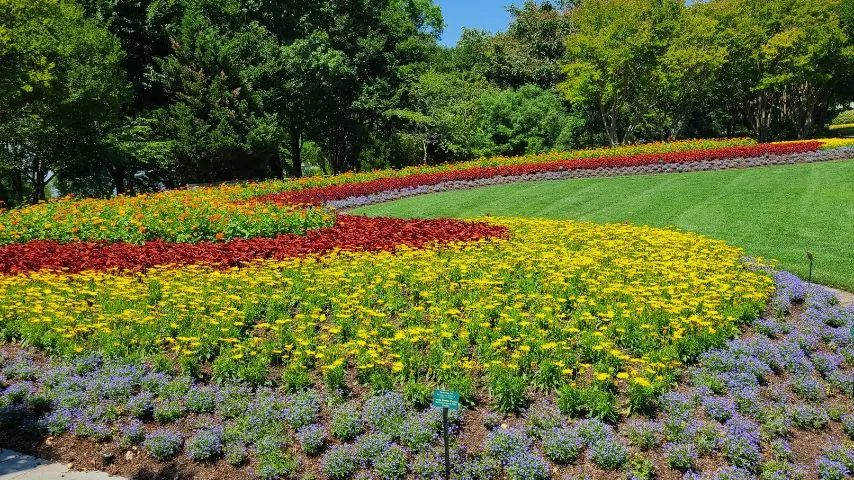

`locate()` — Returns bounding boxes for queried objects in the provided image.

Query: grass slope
[355,159,854,291]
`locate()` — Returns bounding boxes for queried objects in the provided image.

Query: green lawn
[355,159,854,291]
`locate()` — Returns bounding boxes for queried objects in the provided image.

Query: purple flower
[504,451,548,480]
[143,429,182,461]
[703,396,736,422]
[623,419,663,451]
[363,392,407,437]
[187,427,223,462]
[322,444,357,480]
[295,423,326,455]
[484,427,530,462]
[665,442,697,471]
[400,412,438,452]
[542,426,583,464]
[355,432,393,466]
[118,419,145,448]
[587,437,628,469]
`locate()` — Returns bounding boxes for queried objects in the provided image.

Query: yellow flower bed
[818,137,854,150]
[0,218,773,391]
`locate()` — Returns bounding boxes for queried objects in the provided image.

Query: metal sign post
[433,390,460,480]
[806,251,814,284]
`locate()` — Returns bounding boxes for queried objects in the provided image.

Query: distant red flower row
[255,142,822,205]
[0,215,507,274]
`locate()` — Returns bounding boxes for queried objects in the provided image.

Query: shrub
[842,413,854,440]
[224,441,248,466]
[489,370,528,414]
[282,366,312,392]
[817,458,849,480]
[789,404,830,430]
[556,383,583,417]
[144,429,182,461]
[40,408,74,435]
[403,381,432,409]
[484,427,530,462]
[355,432,393,466]
[694,422,723,455]
[215,384,252,419]
[400,413,437,452]
[185,386,215,413]
[412,451,443,480]
[363,392,407,438]
[255,445,299,480]
[524,402,561,438]
[627,380,660,416]
[831,110,854,125]
[789,375,826,402]
[285,390,321,430]
[126,392,154,419]
[118,419,146,448]
[153,399,185,423]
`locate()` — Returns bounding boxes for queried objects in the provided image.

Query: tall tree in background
[559,0,680,146]
[446,1,572,89]
[706,0,852,141]
[0,0,127,204]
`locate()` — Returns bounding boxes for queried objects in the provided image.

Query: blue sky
[435,0,526,46]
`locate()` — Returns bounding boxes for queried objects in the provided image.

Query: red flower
[0,216,507,274]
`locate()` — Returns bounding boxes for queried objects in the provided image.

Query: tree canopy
[0,0,851,205]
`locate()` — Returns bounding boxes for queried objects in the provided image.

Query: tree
[0,0,127,204]
[655,6,727,139]
[386,70,486,164]
[705,0,852,141]
[559,0,680,146]
[472,84,580,157]
[444,2,573,90]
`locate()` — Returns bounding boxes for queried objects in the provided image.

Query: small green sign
[432,390,460,410]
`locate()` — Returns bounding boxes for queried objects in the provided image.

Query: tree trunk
[108,165,127,196]
[422,137,428,165]
[289,126,302,178]
[9,170,24,205]
[268,150,285,180]
[29,168,47,204]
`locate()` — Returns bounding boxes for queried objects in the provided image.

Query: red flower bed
[0,216,507,274]
[255,142,822,205]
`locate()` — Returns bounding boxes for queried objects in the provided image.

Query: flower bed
[330,146,854,210]
[0,218,771,389]
[0,215,506,274]
[0,138,754,245]
[1,270,851,480]
[253,142,822,206]
[0,194,336,245]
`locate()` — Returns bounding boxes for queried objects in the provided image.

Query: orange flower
[215,232,225,241]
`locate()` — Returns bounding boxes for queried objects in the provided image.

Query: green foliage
[472,84,582,156]
[489,368,529,414]
[832,110,854,125]
[0,0,127,205]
